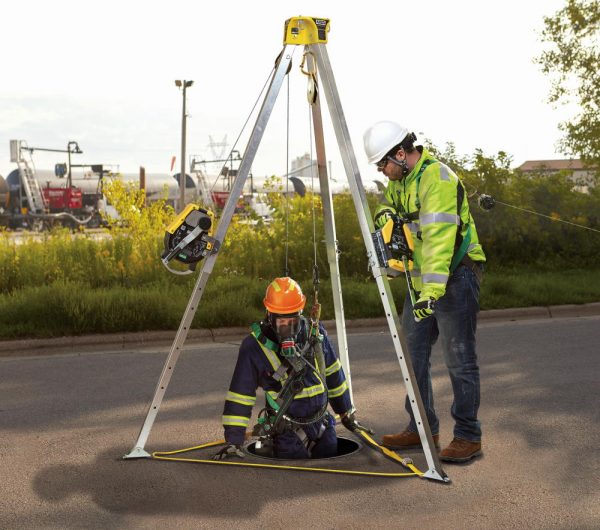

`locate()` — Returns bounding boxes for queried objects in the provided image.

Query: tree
[536,0,600,169]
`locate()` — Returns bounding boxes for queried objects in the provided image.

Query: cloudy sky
[0,0,569,189]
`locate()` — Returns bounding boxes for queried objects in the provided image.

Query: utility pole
[175,79,193,212]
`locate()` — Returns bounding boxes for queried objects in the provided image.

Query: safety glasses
[376,156,391,170]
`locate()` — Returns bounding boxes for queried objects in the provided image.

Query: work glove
[413,296,436,322]
[341,411,374,435]
[212,443,244,460]
[374,210,394,229]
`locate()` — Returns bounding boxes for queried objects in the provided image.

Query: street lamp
[175,79,194,212]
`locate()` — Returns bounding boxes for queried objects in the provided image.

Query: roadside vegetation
[0,153,599,339]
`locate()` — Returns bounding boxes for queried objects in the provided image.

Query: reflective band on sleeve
[226,391,256,406]
[422,272,449,284]
[325,359,341,376]
[467,243,479,252]
[411,269,421,278]
[439,164,451,181]
[420,212,460,226]
[407,222,419,233]
[222,415,250,427]
[328,381,348,398]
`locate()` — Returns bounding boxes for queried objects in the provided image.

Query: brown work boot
[381,430,440,450]
[439,438,482,463]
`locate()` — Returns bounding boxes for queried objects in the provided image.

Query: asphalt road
[1,315,599,529]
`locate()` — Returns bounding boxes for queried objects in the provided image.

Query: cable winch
[161,204,219,275]
[372,215,415,278]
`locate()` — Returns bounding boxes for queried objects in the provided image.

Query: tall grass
[1,269,599,339]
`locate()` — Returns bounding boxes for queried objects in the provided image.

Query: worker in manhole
[213,277,371,460]
[364,121,486,463]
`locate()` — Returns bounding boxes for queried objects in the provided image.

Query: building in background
[518,159,597,192]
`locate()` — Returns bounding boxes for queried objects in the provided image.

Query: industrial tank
[0,174,9,208]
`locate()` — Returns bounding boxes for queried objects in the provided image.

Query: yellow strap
[151,437,424,478]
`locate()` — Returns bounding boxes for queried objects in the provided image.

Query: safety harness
[394,157,473,274]
[250,320,330,457]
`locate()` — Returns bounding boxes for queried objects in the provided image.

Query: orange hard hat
[263,277,306,314]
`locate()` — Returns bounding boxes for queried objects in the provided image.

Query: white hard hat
[363,121,410,164]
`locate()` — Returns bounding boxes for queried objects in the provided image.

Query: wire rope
[493,199,600,234]
[209,64,276,193]
[284,72,290,276]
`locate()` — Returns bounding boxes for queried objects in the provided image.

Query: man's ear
[394,148,405,160]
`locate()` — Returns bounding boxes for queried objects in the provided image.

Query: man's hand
[374,210,394,229]
[341,411,374,435]
[212,443,244,460]
[413,296,436,322]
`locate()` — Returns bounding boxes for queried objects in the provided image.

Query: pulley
[161,204,219,275]
[478,193,495,210]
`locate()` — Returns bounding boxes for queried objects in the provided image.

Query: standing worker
[213,277,371,460]
[363,121,486,462]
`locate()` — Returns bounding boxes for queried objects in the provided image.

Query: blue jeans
[401,264,482,442]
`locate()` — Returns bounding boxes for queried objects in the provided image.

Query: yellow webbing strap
[151,437,423,478]
[354,430,422,476]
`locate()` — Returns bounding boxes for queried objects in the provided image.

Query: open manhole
[244,436,362,461]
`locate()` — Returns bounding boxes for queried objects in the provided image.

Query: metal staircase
[11,141,47,213]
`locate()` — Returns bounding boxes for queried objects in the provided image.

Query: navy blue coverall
[222,319,352,459]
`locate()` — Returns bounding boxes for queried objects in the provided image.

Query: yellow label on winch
[284,17,330,45]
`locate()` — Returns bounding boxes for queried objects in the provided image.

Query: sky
[0,0,570,191]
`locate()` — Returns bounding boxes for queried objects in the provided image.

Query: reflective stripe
[439,164,451,181]
[255,340,281,371]
[268,381,325,401]
[328,381,348,399]
[467,243,479,253]
[325,359,341,376]
[222,415,250,427]
[420,212,460,226]
[422,272,449,284]
[407,222,419,233]
[270,280,281,292]
[411,269,421,278]
[295,379,326,399]
[226,391,256,406]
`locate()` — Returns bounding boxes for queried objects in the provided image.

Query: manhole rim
[244,435,363,462]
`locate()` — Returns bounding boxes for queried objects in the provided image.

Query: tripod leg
[124,46,296,459]
[311,43,448,483]
[305,49,354,403]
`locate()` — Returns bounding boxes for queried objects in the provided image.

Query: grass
[1,267,599,339]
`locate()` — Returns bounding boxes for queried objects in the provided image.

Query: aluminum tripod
[124,17,448,483]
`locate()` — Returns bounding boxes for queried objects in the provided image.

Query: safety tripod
[124,16,448,483]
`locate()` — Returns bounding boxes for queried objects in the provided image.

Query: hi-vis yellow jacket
[374,147,486,300]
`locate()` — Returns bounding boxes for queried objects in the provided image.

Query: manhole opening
[244,436,361,461]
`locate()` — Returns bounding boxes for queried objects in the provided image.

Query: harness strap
[411,158,471,273]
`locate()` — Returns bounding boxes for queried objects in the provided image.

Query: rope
[284,72,290,276]
[493,199,600,234]
[209,64,275,193]
[308,100,319,296]
[150,435,423,478]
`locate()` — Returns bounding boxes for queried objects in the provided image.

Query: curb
[1,303,599,358]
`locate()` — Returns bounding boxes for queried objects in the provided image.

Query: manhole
[244,436,362,461]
